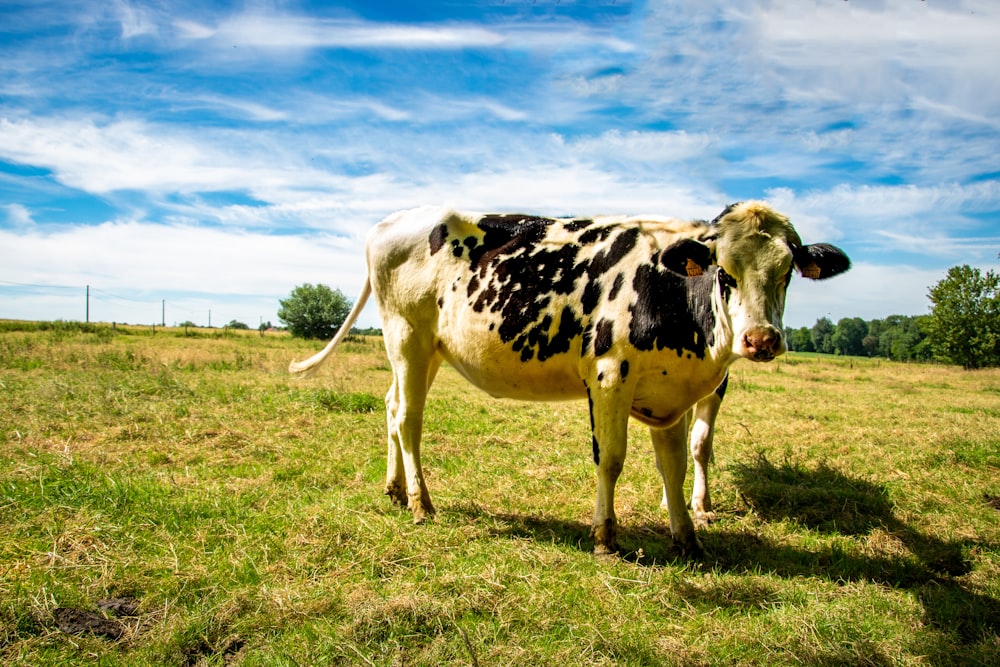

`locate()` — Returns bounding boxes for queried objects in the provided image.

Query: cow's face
[709,202,850,362]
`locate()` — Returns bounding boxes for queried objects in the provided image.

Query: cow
[290,201,850,555]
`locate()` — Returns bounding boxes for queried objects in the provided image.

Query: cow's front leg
[651,416,702,556]
[587,384,631,556]
[690,391,722,528]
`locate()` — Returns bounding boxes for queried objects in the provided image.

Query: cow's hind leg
[384,381,408,507]
[384,358,441,509]
[651,415,702,556]
[383,323,438,523]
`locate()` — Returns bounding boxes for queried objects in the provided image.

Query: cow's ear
[660,238,714,277]
[792,243,851,280]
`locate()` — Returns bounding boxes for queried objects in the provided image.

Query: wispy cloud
[3,203,35,228]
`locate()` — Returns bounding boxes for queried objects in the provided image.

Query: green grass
[1,323,999,665]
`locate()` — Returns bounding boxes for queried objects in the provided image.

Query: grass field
[2,321,999,665]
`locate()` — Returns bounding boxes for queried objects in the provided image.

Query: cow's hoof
[411,507,434,524]
[384,484,408,507]
[692,511,716,529]
[591,518,619,556]
[675,535,704,559]
[593,542,621,557]
[409,493,435,524]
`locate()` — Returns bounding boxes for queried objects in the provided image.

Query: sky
[1,0,999,331]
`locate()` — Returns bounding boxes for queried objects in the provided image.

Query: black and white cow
[290,201,850,555]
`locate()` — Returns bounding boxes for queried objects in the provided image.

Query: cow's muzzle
[741,326,784,362]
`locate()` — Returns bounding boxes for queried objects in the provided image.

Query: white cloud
[115,0,157,39]
[209,15,507,50]
[764,182,1000,260]
[0,116,344,199]
[3,203,34,228]
[564,129,717,163]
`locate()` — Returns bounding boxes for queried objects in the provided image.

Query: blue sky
[1,0,998,330]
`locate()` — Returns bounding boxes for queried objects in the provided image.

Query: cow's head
[702,201,850,362]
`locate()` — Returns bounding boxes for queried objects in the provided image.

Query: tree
[832,317,868,356]
[925,265,1000,369]
[227,319,250,330]
[278,283,353,340]
[811,317,835,354]
[788,326,814,352]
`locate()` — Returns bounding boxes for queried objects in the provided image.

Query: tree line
[787,315,931,361]
[789,265,1000,369]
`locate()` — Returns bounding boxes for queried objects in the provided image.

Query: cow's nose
[742,327,782,361]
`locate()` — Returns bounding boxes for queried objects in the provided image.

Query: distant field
[2,322,998,665]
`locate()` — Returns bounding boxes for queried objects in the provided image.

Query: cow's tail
[288,278,373,378]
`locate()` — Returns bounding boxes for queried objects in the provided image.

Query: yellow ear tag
[685,258,704,277]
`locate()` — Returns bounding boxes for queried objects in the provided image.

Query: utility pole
[162,300,165,327]
[208,309,212,328]
[86,285,90,323]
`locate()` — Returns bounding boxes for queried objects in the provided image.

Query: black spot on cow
[629,264,715,359]
[589,228,639,277]
[467,215,554,274]
[582,279,602,315]
[463,214,589,361]
[609,273,624,300]
[594,319,614,357]
[715,372,729,399]
[437,297,444,308]
[528,306,583,362]
[578,226,613,245]
[587,387,599,464]
[565,218,594,232]
[451,239,464,258]
[579,230,639,315]
[641,407,653,418]
[620,359,629,380]
[429,224,448,255]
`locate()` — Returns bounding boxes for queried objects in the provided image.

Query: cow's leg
[384,358,441,509]
[384,380,407,507]
[587,385,631,556]
[651,414,702,556]
[383,323,438,523]
[690,391,722,528]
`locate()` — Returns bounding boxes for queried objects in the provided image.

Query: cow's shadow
[452,453,999,660]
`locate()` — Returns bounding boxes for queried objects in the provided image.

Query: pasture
[1,321,998,665]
